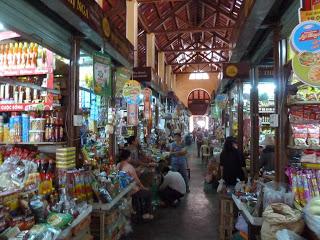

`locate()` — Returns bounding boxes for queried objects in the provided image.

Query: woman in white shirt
[117,149,154,220]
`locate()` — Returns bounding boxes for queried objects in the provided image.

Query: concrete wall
[174,73,219,106]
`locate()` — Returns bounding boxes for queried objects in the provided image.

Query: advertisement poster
[115,67,131,98]
[122,80,141,103]
[290,21,320,53]
[93,52,111,96]
[143,88,152,120]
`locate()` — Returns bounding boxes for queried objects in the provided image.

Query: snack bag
[291,124,308,146]
[307,124,320,147]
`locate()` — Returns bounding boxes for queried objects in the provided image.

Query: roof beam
[138,0,185,2]
[160,33,182,50]
[152,26,233,34]
[175,71,220,74]
[201,0,237,22]
[161,47,230,52]
[169,61,227,66]
[148,0,192,31]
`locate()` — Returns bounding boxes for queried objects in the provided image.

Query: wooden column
[274,24,288,183]
[237,80,244,156]
[158,52,165,82]
[250,67,259,177]
[126,0,138,67]
[146,33,155,69]
[68,36,81,166]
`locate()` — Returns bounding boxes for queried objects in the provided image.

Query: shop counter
[91,182,136,240]
[92,182,136,211]
[232,194,263,240]
[57,205,93,240]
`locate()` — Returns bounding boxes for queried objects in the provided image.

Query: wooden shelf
[0,78,60,95]
[0,67,53,77]
[287,145,320,150]
[259,111,274,114]
[287,101,320,106]
[0,142,67,146]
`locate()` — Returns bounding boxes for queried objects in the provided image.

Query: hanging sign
[222,62,249,79]
[290,21,320,53]
[122,80,141,103]
[143,88,152,120]
[93,52,111,96]
[292,52,320,86]
[127,103,139,126]
[115,67,131,98]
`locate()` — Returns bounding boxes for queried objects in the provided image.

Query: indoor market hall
[0,0,319,240]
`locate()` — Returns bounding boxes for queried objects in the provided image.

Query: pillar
[158,52,165,82]
[172,74,176,91]
[69,37,81,166]
[126,0,138,67]
[146,33,155,69]
[250,67,259,177]
[165,65,172,88]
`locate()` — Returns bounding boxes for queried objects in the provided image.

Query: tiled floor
[130,144,219,240]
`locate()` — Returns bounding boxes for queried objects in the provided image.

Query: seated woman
[117,149,154,220]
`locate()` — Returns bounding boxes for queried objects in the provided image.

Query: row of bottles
[0,111,64,143]
[0,42,47,70]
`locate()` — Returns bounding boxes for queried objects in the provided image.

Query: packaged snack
[307,125,320,147]
[291,124,308,146]
[46,212,73,229]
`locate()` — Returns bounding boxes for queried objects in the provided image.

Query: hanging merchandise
[93,52,111,96]
[123,80,141,126]
[143,88,152,120]
[127,101,139,126]
[216,94,228,109]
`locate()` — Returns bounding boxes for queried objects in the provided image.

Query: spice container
[29,130,44,143]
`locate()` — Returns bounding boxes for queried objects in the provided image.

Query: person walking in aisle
[158,166,186,207]
[170,131,190,193]
[220,136,247,186]
[196,128,204,157]
[117,149,154,220]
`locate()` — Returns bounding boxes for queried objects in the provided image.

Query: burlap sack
[261,203,304,240]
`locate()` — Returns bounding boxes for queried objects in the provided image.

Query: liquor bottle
[37,45,43,68]
[0,45,3,68]
[27,42,33,67]
[33,43,38,68]
[44,112,50,142]
[17,42,22,67]
[13,42,18,68]
[8,43,13,69]
[22,42,28,67]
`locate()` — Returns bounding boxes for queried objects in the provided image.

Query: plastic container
[30,118,45,131]
[29,130,44,143]
[22,114,29,143]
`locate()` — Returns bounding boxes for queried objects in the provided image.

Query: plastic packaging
[217,179,225,193]
[303,197,320,238]
[276,229,306,240]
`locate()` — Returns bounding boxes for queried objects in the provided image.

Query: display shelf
[259,111,274,114]
[0,78,60,95]
[287,100,320,106]
[0,102,55,112]
[93,182,136,211]
[106,216,126,235]
[58,205,92,239]
[287,145,320,150]
[261,122,270,125]
[232,194,263,226]
[0,67,53,77]
[0,142,66,146]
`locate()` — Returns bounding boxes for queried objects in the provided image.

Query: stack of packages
[56,147,76,170]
